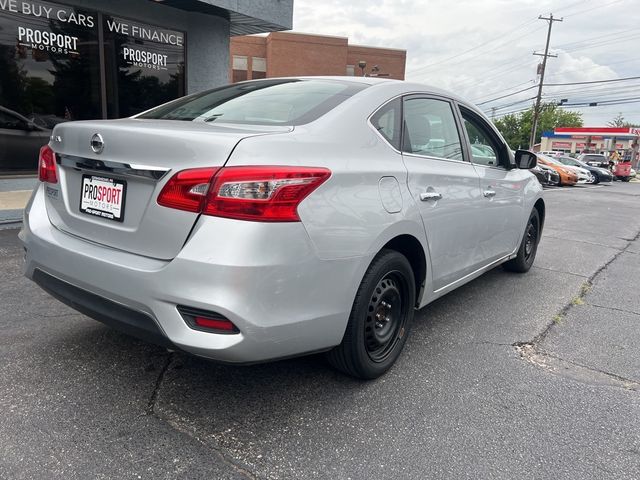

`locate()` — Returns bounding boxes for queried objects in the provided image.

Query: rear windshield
[137,79,368,126]
[582,155,605,161]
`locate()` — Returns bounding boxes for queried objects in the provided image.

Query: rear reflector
[194,316,236,331]
[38,145,58,183]
[178,306,239,334]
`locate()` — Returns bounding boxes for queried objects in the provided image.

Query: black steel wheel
[327,249,415,379]
[504,209,540,273]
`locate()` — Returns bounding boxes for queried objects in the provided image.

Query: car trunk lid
[45,119,290,259]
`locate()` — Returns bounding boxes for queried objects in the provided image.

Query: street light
[358,60,367,77]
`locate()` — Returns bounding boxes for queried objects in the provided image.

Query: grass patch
[579,282,591,297]
[553,314,563,324]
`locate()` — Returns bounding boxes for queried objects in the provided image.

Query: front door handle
[420,192,442,201]
[483,190,496,198]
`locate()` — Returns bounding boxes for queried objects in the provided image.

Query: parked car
[555,155,613,183]
[540,154,593,184]
[20,77,544,379]
[0,105,51,172]
[612,160,633,182]
[537,163,560,186]
[536,154,578,186]
[578,153,608,168]
[529,165,548,185]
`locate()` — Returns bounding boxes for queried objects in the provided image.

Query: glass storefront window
[0,1,186,171]
[103,15,185,118]
[0,0,100,170]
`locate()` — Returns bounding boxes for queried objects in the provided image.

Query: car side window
[0,111,26,130]
[370,98,401,150]
[402,98,463,161]
[460,111,504,168]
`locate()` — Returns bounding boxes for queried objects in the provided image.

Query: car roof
[281,76,472,105]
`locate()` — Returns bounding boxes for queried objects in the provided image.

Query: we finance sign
[105,16,184,71]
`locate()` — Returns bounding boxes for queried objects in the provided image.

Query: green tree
[493,103,583,149]
[607,113,639,128]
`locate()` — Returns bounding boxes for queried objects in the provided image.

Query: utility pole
[491,107,496,121]
[529,13,562,150]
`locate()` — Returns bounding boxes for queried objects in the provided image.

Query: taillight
[204,166,331,222]
[158,166,331,222]
[38,145,58,183]
[157,167,218,212]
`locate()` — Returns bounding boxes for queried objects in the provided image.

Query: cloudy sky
[293,0,639,126]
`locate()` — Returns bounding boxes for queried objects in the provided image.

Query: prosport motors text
[122,47,168,70]
[18,26,78,54]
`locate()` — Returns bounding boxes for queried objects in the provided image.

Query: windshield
[137,79,368,126]
[582,154,605,162]
[564,157,588,168]
[540,155,563,166]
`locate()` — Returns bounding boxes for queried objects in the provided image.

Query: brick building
[230,31,406,82]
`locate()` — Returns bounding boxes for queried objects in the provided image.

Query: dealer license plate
[79,175,126,222]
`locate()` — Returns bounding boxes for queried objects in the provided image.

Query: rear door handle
[483,190,496,198]
[420,192,442,201]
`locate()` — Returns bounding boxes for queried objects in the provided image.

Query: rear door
[400,95,484,291]
[457,105,526,261]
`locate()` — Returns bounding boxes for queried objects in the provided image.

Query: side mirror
[515,149,537,169]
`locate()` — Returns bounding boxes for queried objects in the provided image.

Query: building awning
[149,0,293,35]
[554,127,640,138]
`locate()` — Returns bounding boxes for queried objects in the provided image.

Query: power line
[544,76,640,86]
[482,95,537,113]
[406,18,538,75]
[554,27,636,49]
[544,56,639,79]
[476,85,537,105]
[563,0,624,17]
[471,80,534,103]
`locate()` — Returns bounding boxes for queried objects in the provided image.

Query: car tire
[504,209,540,274]
[592,175,600,184]
[327,249,416,379]
[622,177,631,182]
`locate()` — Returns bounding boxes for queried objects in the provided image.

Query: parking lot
[1,182,639,479]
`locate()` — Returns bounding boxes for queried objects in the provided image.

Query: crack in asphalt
[514,228,640,390]
[158,414,258,480]
[144,353,258,479]
[515,345,639,391]
[532,265,588,278]
[586,302,640,318]
[146,352,174,416]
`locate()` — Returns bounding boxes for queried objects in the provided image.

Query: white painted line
[544,185,604,192]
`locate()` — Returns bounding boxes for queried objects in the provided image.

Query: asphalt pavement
[1,182,639,479]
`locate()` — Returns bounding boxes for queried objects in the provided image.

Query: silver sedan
[20,77,544,378]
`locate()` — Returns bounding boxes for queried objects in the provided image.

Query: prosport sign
[18,26,78,54]
[122,47,168,71]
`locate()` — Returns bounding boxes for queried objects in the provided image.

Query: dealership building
[0,0,293,172]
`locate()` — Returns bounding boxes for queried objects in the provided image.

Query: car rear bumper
[20,184,362,363]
